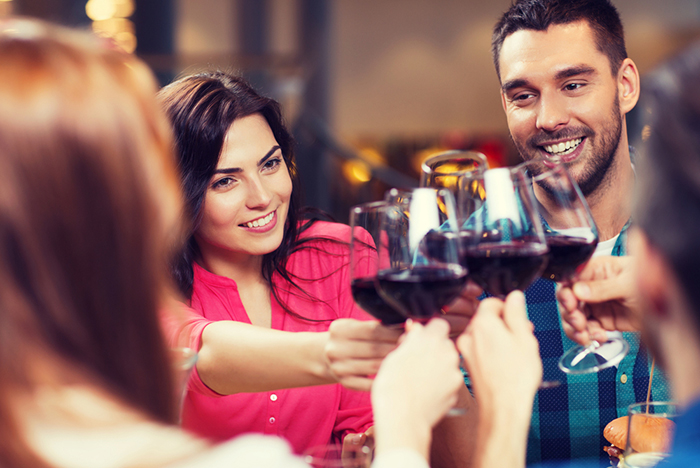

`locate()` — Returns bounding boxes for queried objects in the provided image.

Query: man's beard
[512,95,623,197]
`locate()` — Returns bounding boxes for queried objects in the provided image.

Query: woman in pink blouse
[158,72,381,453]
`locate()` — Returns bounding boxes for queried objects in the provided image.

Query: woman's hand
[557,256,640,346]
[325,319,403,391]
[371,318,463,461]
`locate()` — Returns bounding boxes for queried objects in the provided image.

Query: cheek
[199,194,241,232]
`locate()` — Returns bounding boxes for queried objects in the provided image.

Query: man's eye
[511,93,535,103]
[564,83,583,91]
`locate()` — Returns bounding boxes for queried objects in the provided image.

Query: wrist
[374,411,432,461]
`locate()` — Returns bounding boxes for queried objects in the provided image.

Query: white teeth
[246,212,274,228]
[544,138,582,155]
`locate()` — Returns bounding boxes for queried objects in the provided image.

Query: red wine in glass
[376,265,468,320]
[542,235,597,282]
[464,241,548,298]
[349,201,407,326]
[351,277,406,325]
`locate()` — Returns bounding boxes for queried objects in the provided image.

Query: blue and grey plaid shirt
[464,222,671,465]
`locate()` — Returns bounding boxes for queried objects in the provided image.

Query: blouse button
[620,373,628,384]
[270,394,278,401]
[269,417,276,424]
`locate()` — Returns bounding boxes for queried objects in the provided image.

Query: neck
[195,244,265,286]
[585,132,635,242]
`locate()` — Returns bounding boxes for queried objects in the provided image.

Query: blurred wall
[174,0,700,139]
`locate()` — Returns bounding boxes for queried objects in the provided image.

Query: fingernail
[352,435,362,444]
[573,283,590,299]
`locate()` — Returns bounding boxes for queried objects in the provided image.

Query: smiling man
[481,0,670,464]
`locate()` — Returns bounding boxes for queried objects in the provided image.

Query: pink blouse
[179,221,374,454]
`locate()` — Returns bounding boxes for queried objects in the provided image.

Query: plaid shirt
[464,222,671,465]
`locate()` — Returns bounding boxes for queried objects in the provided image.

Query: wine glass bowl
[375,188,468,321]
[349,201,406,326]
[458,167,549,298]
[420,150,488,227]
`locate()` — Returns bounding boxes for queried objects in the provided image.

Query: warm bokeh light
[0,0,13,18]
[87,0,136,53]
[343,160,372,184]
[86,0,117,21]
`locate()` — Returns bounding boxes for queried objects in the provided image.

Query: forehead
[218,113,277,167]
[498,21,611,85]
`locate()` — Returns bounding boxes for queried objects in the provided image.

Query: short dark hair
[492,0,627,80]
[636,41,700,327]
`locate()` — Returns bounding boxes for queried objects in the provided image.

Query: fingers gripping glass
[517,157,629,374]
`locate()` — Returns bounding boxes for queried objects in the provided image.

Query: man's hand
[557,256,640,346]
[325,319,403,391]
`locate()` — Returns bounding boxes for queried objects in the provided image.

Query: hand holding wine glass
[518,157,629,374]
[556,255,641,345]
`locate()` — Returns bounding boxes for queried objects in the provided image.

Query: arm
[371,319,464,463]
[163,299,397,395]
[456,292,541,468]
[557,256,640,345]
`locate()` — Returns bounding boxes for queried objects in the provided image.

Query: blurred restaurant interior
[4,0,700,222]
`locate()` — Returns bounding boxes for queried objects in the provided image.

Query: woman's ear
[618,58,641,116]
[628,228,670,318]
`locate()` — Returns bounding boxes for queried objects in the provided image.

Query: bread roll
[603,415,675,453]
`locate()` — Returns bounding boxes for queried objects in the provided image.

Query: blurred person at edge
[0,17,465,468]
[157,69,477,465]
[460,40,700,468]
[437,0,672,465]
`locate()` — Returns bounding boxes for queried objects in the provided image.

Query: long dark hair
[157,72,335,318]
[0,18,181,467]
[637,41,700,327]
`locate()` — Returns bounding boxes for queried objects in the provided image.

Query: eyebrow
[213,145,282,175]
[501,65,597,93]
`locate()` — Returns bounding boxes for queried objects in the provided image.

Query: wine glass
[623,401,677,468]
[303,443,372,468]
[458,167,549,298]
[420,150,488,227]
[349,201,406,326]
[518,157,629,374]
[375,188,468,322]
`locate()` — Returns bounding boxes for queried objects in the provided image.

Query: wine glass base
[558,337,630,374]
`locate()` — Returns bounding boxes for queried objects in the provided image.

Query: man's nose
[536,93,570,132]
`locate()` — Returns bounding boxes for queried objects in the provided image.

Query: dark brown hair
[492,0,627,80]
[157,72,335,320]
[636,41,700,325]
[0,18,182,467]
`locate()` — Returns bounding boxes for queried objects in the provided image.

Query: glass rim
[420,149,488,175]
[512,156,570,182]
[627,400,679,414]
[350,200,387,215]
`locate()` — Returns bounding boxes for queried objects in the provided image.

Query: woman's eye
[212,177,235,189]
[263,157,282,171]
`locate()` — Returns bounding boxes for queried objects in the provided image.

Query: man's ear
[629,228,670,318]
[618,58,641,115]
